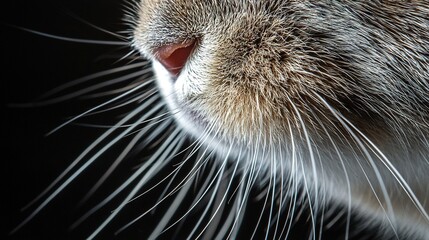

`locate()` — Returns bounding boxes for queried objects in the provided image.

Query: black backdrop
[2,0,134,239]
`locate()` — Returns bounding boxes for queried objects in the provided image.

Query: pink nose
[155,40,196,76]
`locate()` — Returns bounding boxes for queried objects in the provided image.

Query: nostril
[154,40,196,76]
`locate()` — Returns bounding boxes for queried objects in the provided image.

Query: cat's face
[133,0,429,155]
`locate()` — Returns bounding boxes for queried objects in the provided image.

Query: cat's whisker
[246,129,265,196]
[178,154,221,239]
[70,126,183,230]
[68,99,167,131]
[279,119,300,240]
[303,103,332,240]
[214,182,242,240]
[86,128,184,239]
[71,105,177,228]
[76,90,161,129]
[128,143,195,209]
[273,144,286,240]
[329,99,429,224]
[287,95,318,240]
[148,175,194,239]
[42,61,149,99]
[75,89,158,120]
[12,91,161,234]
[124,108,178,137]
[147,138,215,206]
[131,116,177,156]
[48,98,160,196]
[265,148,277,239]
[311,108,352,240]
[270,141,283,240]
[12,26,127,46]
[149,164,209,240]
[313,92,404,234]
[114,48,142,64]
[116,116,221,236]
[251,172,272,239]
[78,115,175,206]
[221,150,255,239]
[225,178,248,240]
[251,113,277,239]
[336,111,429,223]
[65,11,128,41]
[132,139,226,238]
[192,147,238,240]
[81,78,152,99]
[224,158,252,239]
[44,70,154,108]
[250,126,274,239]
[9,63,152,108]
[44,79,156,137]
[156,117,222,198]
[171,117,217,167]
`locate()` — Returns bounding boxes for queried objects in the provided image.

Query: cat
[10,0,429,239]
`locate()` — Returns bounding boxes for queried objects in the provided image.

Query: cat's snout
[154,40,196,77]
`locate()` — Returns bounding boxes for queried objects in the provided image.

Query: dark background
[2,0,135,239]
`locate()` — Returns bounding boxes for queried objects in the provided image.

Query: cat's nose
[155,40,196,76]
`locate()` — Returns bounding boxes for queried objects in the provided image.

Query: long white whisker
[78,117,174,206]
[287,96,318,240]
[310,108,352,240]
[123,116,219,209]
[280,119,300,240]
[12,25,127,45]
[87,128,184,239]
[146,164,196,240]
[77,89,158,119]
[155,134,218,202]
[12,92,161,234]
[43,70,153,108]
[313,92,401,236]
[273,143,285,240]
[65,11,128,40]
[338,110,429,223]
[39,62,149,99]
[116,136,227,237]
[265,149,276,240]
[70,128,183,230]
[192,147,237,240]
[46,77,156,135]
[214,182,242,240]
[224,150,254,239]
